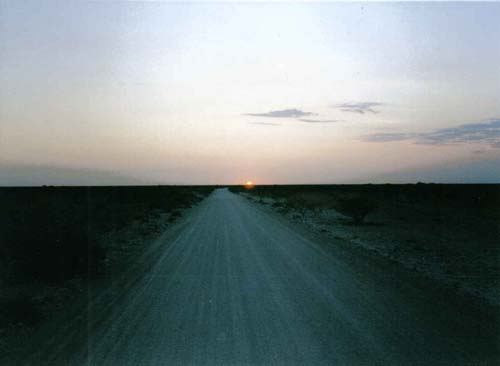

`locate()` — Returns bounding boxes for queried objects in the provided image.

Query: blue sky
[1,1,499,184]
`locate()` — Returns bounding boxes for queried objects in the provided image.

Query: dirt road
[17,188,498,365]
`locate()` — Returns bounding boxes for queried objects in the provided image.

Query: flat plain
[1,185,498,365]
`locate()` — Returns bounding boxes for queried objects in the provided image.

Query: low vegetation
[334,195,378,224]
[230,183,500,305]
[0,186,213,341]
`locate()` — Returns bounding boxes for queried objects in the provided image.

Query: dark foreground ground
[230,184,500,306]
[1,184,499,365]
[0,185,214,354]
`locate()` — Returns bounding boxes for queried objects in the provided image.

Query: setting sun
[244,181,255,189]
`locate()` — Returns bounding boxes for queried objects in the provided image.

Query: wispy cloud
[248,122,281,126]
[363,132,417,142]
[243,108,340,126]
[336,102,384,114]
[297,119,339,124]
[363,118,500,148]
[243,108,316,118]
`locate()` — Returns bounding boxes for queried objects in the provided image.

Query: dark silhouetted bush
[335,196,378,224]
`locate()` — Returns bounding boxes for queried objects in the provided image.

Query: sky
[1,1,499,185]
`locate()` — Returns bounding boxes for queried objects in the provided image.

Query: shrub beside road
[230,184,500,306]
[0,185,214,347]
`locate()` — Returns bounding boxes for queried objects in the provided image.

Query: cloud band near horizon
[363,118,500,148]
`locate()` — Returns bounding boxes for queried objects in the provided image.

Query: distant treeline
[0,186,213,284]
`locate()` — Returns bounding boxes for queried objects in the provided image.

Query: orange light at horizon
[244,181,255,188]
